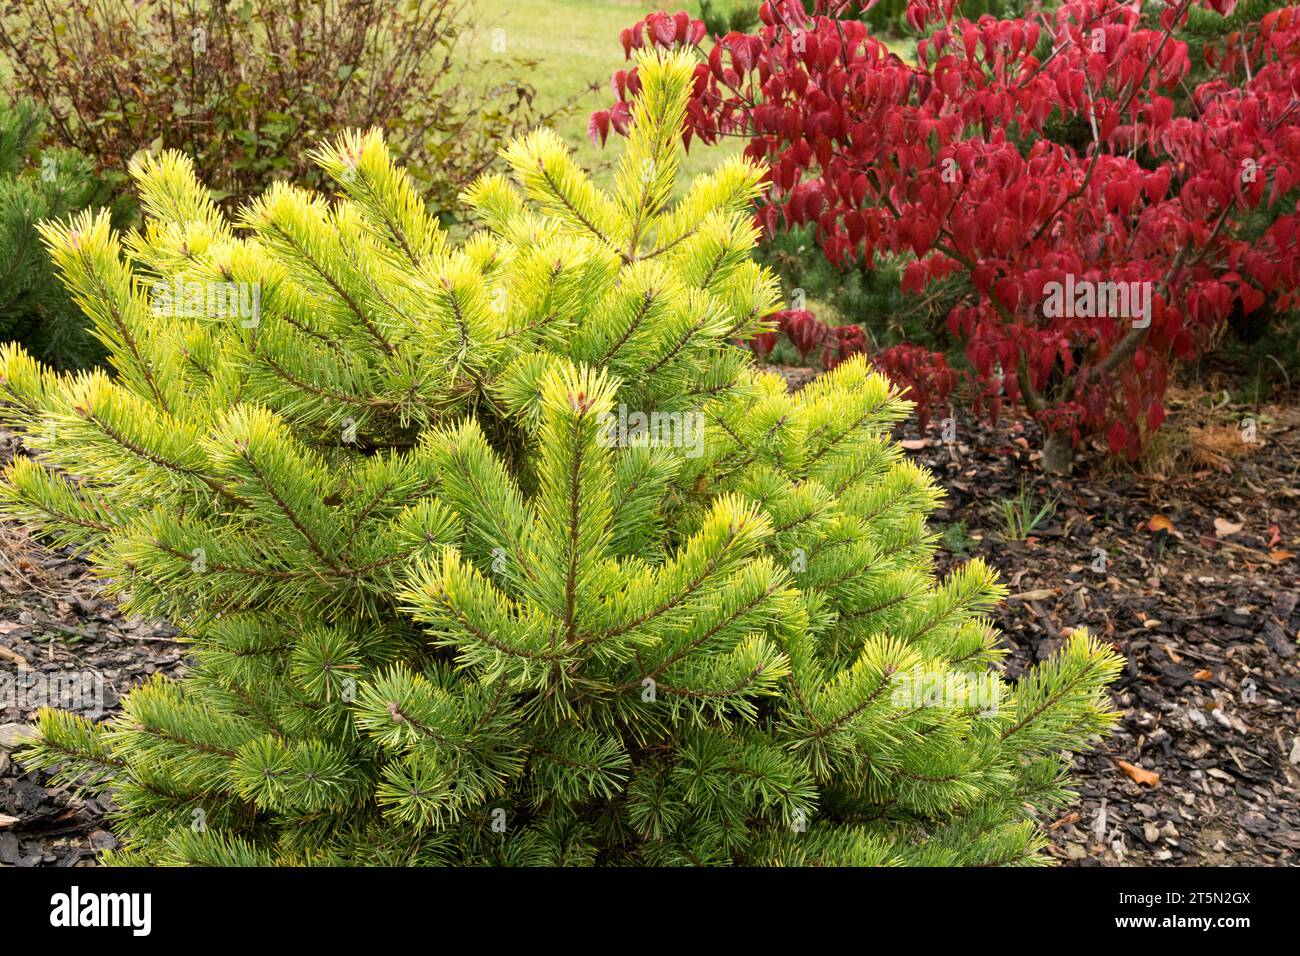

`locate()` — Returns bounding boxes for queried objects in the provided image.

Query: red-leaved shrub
[595,0,1300,469]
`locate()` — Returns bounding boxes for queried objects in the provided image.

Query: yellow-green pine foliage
[1,51,1121,866]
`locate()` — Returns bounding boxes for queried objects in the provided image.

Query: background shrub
[699,0,763,35]
[0,97,129,369]
[0,0,542,214]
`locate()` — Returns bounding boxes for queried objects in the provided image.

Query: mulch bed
[1,378,1297,867]
[898,387,1300,866]
[0,430,187,867]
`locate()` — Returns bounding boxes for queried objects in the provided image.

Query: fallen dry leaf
[1192,668,1213,681]
[0,645,27,667]
[1147,514,1175,533]
[1269,550,1295,563]
[899,439,928,450]
[1116,759,1160,787]
[1008,588,1057,602]
[1268,525,1283,548]
[1214,517,1244,537]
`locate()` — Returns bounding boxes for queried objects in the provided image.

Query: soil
[1,378,1297,867]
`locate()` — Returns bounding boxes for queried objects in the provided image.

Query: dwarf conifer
[3,52,1120,866]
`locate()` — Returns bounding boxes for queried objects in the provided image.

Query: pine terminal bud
[387,702,404,723]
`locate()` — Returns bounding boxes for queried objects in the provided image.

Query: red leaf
[587,110,610,148]
[651,14,677,47]
[1107,422,1128,455]
[673,11,690,43]
[903,260,928,295]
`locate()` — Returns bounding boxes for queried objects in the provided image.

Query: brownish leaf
[1214,517,1244,537]
[1116,759,1160,787]
[1147,514,1174,533]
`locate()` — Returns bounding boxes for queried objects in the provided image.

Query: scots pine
[4,52,1120,866]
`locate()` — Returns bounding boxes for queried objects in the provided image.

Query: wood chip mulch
[896,387,1300,866]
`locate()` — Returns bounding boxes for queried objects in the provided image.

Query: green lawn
[467,1,913,194]
[469,0,745,191]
